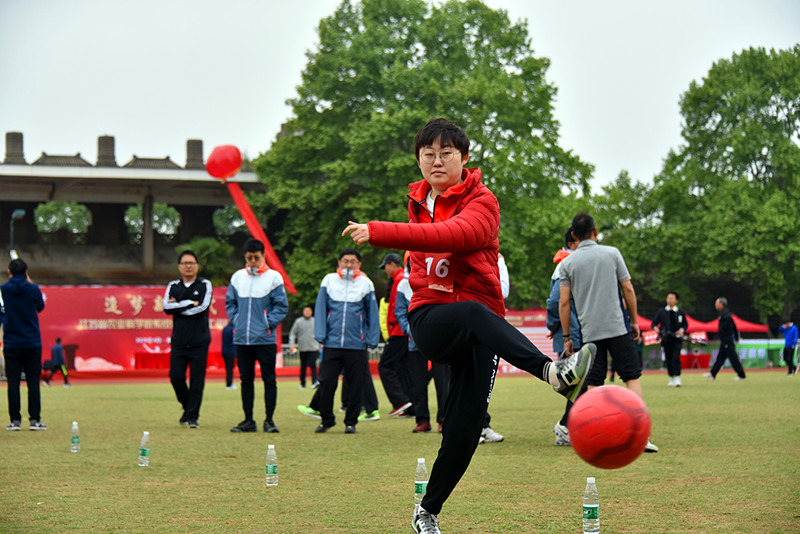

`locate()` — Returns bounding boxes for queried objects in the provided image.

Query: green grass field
[1,370,798,533]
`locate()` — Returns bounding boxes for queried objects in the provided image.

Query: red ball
[567,385,651,469]
[206,145,242,180]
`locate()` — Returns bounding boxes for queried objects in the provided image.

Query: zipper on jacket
[340,279,350,348]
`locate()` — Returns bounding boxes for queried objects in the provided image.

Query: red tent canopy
[732,313,769,333]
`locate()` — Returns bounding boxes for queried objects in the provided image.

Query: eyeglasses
[419,149,460,164]
[339,259,360,266]
[179,262,197,266]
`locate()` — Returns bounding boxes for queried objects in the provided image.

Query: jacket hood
[5,274,30,295]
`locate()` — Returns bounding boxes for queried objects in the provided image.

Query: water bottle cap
[417,458,425,463]
[268,444,275,450]
[143,431,149,437]
[587,477,595,483]
[72,421,78,426]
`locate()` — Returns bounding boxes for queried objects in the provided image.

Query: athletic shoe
[734,376,746,381]
[312,381,320,389]
[674,376,682,387]
[645,439,659,453]
[179,415,190,426]
[358,410,380,421]
[43,379,50,387]
[388,402,412,417]
[479,426,504,443]
[63,383,72,387]
[667,376,676,387]
[29,420,47,431]
[553,343,596,402]
[6,421,21,431]
[553,421,570,446]
[263,421,280,433]
[297,405,321,419]
[225,384,238,390]
[413,421,432,433]
[230,420,257,433]
[188,420,199,429]
[299,384,307,390]
[315,423,335,433]
[703,372,715,380]
[412,507,440,534]
[344,425,356,434]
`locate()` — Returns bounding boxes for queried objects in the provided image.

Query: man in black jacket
[705,297,746,381]
[163,251,213,427]
[651,291,689,387]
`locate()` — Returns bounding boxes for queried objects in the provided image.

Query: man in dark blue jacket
[1,258,46,431]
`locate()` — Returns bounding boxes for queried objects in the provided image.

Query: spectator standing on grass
[44,337,70,387]
[221,321,236,390]
[289,306,320,389]
[1,258,46,431]
[163,250,212,429]
[778,320,797,375]
[651,291,689,387]
[558,212,658,453]
[226,238,289,433]
[342,118,595,534]
[545,227,582,446]
[705,297,746,381]
[311,249,380,434]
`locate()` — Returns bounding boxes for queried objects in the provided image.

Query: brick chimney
[4,132,26,164]
[96,135,118,167]
[186,139,204,169]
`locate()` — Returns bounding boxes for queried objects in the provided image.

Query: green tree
[255,0,591,309]
[124,203,181,244]
[176,237,235,287]
[34,201,91,243]
[601,46,800,320]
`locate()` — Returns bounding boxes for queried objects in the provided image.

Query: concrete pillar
[186,139,204,169]
[96,136,118,167]
[142,194,154,272]
[4,132,26,164]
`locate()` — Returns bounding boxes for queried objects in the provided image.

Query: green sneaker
[358,410,380,421]
[297,405,321,419]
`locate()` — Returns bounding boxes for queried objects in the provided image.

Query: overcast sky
[1,0,797,190]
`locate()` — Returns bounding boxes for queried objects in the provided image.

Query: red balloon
[206,145,242,180]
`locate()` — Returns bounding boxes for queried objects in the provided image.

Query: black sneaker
[344,425,356,434]
[230,420,257,433]
[188,420,200,428]
[553,343,596,402]
[315,423,335,433]
[6,420,21,431]
[263,421,279,433]
[29,420,47,431]
[179,415,190,426]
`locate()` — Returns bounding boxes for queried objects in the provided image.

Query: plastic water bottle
[70,421,80,453]
[265,444,278,486]
[138,431,150,467]
[583,476,599,533]
[414,458,428,507]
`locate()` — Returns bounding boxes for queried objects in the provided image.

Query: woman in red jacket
[344,117,595,534]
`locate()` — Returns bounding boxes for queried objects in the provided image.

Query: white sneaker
[674,376,682,387]
[553,421,570,446]
[225,384,237,390]
[703,372,714,381]
[412,507,441,534]
[667,376,676,387]
[479,426,504,443]
[645,439,659,453]
[734,376,746,381]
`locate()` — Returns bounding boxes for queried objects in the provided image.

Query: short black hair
[8,258,27,275]
[243,238,265,254]
[414,118,470,161]
[56,337,61,343]
[565,227,576,246]
[339,248,361,261]
[178,250,198,263]
[571,213,596,240]
[668,291,680,301]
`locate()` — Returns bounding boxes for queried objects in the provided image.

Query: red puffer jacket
[367,167,504,317]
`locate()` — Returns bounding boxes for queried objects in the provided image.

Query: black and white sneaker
[230,420,257,433]
[6,420,21,431]
[188,420,200,429]
[553,343,596,402]
[29,420,47,431]
[412,507,440,534]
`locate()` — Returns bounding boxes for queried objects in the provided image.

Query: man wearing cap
[378,252,414,418]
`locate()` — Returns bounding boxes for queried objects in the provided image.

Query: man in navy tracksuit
[226,238,289,433]
[163,250,212,428]
[313,248,380,434]
[1,258,46,431]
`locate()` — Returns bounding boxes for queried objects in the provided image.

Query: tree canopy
[254,0,591,309]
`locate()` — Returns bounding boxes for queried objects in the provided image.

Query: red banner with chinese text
[37,286,281,371]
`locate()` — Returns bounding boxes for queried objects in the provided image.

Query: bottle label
[140,448,149,457]
[415,481,428,495]
[71,436,80,444]
[266,465,278,475]
[583,504,599,521]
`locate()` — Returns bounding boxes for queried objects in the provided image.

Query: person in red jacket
[343,117,596,534]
